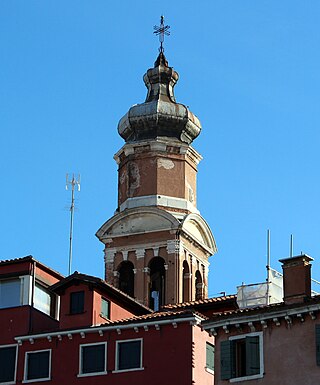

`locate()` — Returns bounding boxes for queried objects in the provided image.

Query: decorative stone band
[120,194,199,214]
[114,139,202,166]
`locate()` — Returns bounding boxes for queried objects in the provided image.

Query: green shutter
[220,340,235,380]
[206,342,215,371]
[246,336,260,376]
[316,325,320,366]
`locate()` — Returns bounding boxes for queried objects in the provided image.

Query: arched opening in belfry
[118,261,135,298]
[195,270,203,300]
[149,257,166,311]
[182,260,190,302]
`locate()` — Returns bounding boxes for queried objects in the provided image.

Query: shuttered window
[80,343,107,375]
[25,350,50,381]
[316,324,320,366]
[70,291,84,314]
[220,340,235,380]
[206,342,215,371]
[246,336,260,376]
[220,334,262,380]
[117,339,142,371]
[0,345,17,383]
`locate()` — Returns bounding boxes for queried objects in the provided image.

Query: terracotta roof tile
[98,309,208,327]
[207,295,320,320]
[162,295,237,310]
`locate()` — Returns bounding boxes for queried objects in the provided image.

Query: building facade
[203,254,320,385]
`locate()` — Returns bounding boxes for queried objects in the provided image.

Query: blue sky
[1,1,320,296]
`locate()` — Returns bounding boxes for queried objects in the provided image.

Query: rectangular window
[116,339,143,372]
[79,343,107,376]
[34,284,52,316]
[0,345,17,384]
[25,350,51,382]
[70,291,84,314]
[206,342,215,372]
[220,332,263,382]
[0,279,21,309]
[101,298,110,319]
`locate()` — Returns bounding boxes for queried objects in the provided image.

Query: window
[101,298,110,319]
[220,332,263,382]
[115,339,143,372]
[24,350,51,382]
[0,345,17,384]
[34,284,53,317]
[0,279,21,309]
[70,291,84,314]
[206,342,215,373]
[79,343,107,376]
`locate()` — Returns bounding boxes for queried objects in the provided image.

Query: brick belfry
[96,49,217,309]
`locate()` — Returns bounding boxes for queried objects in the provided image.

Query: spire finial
[153,15,170,53]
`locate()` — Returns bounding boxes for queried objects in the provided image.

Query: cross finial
[153,15,170,53]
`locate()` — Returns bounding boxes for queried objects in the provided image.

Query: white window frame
[113,338,144,373]
[23,349,51,383]
[229,331,264,383]
[0,344,18,385]
[78,342,107,377]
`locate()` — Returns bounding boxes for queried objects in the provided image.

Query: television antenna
[66,173,81,275]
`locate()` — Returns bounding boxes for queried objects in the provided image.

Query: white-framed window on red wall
[0,344,18,384]
[114,338,143,373]
[24,349,51,383]
[78,342,108,377]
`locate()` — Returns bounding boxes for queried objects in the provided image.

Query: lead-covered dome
[118,52,202,144]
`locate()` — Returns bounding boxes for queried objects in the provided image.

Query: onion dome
[118,52,202,144]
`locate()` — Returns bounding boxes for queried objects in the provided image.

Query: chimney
[279,254,313,305]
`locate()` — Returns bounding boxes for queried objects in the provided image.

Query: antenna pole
[290,234,294,258]
[66,174,80,275]
[266,229,271,305]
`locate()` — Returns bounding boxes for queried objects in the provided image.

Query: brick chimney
[279,254,313,305]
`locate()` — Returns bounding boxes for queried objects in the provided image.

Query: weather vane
[153,16,170,53]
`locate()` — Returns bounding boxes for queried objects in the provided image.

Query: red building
[0,255,237,385]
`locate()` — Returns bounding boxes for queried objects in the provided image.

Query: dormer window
[0,278,21,309]
[70,291,84,314]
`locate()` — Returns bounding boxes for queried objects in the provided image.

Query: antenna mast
[266,229,271,305]
[66,173,80,275]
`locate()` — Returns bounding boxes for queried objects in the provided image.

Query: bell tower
[96,49,217,309]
